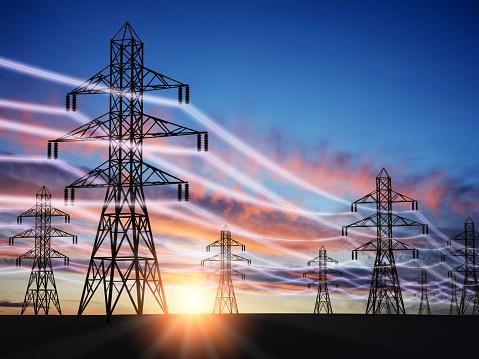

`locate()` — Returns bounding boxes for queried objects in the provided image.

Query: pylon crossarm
[230,239,247,251]
[391,214,426,230]
[206,240,221,252]
[449,231,479,242]
[353,190,378,204]
[413,274,435,281]
[202,253,222,262]
[49,249,69,260]
[326,268,343,276]
[51,113,110,142]
[307,279,338,289]
[304,267,341,275]
[230,269,246,280]
[142,66,186,91]
[450,263,479,273]
[230,253,251,264]
[390,190,418,208]
[326,256,339,264]
[205,268,222,280]
[303,268,319,276]
[307,256,338,266]
[444,248,466,258]
[353,239,378,252]
[50,207,70,219]
[350,191,378,212]
[343,214,377,233]
[16,206,36,219]
[69,65,111,95]
[17,206,69,222]
[142,114,206,139]
[10,227,37,240]
[50,227,77,239]
[347,213,425,231]
[67,161,110,188]
[390,238,417,252]
[141,162,186,186]
[17,249,35,261]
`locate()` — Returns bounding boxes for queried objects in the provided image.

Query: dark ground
[0,314,476,359]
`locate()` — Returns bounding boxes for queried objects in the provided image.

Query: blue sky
[0,0,478,315]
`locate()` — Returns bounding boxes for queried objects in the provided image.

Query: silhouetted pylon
[302,246,343,314]
[9,186,77,316]
[342,168,428,315]
[411,269,435,315]
[48,23,208,322]
[441,217,479,315]
[201,226,251,313]
[449,272,460,315]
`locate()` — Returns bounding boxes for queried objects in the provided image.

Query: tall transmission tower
[302,246,343,314]
[201,226,251,314]
[441,217,479,315]
[448,272,460,315]
[411,269,435,315]
[48,23,208,321]
[342,168,428,315]
[8,186,77,316]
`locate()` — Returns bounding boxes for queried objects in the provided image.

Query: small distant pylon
[441,217,479,315]
[411,269,435,315]
[342,168,428,316]
[302,246,343,314]
[201,226,251,314]
[8,186,77,316]
[449,273,460,315]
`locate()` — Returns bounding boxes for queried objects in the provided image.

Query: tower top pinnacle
[377,168,390,178]
[112,22,141,42]
[37,186,50,196]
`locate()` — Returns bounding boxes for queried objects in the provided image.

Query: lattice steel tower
[302,246,343,314]
[342,168,428,315]
[412,269,435,315]
[9,186,77,316]
[441,217,479,315]
[201,226,251,313]
[48,23,208,321]
[448,272,460,315]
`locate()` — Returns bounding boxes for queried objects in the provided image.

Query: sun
[180,289,210,314]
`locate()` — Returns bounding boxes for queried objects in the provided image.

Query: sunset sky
[0,1,478,315]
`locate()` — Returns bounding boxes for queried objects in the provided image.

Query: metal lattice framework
[441,217,479,315]
[302,246,343,314]
[48,23,208,321]
[449,272,460,315]
[411,269,435,315]
[342,168,428,315]
[201,226,251,314]
[9,186,77,316]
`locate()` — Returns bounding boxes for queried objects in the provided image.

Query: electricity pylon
[201,226,251,313]
[302,246,343,314]
[342,168,428,315]
[411,269,435,315]
[9,186,77,316]
[449,273,460,315]
[441,217,479,315]
[48,23,208,322]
